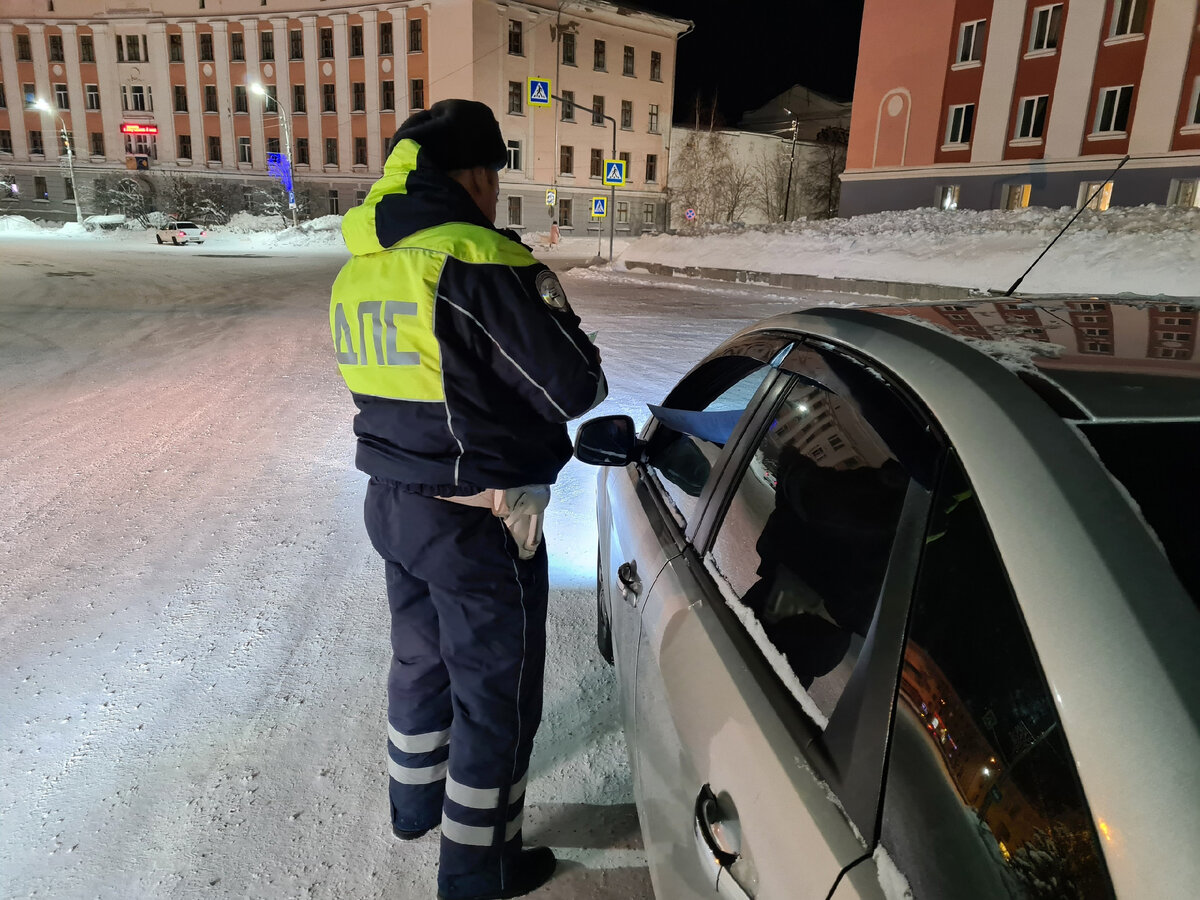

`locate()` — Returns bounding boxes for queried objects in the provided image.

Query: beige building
[0,0,690,232]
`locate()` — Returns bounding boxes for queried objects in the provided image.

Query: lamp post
[550,92,617,261]
[250,82,298,228]
[781,106,799,223]
[34,98,84,225]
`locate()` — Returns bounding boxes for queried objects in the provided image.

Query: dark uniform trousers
[364,477,548,899]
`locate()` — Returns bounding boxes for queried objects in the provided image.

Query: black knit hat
[390,99,508,171]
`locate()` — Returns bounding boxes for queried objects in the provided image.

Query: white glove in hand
[498,485,551,560]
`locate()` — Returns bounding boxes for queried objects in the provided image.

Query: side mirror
[574,415,642,466]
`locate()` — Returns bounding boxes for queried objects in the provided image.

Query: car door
[632,339,943,900]
[834,451,1115,899]
[601,339,793,768]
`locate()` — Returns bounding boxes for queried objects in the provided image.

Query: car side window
[705,374,913,729]
[880,454,1113,899]
[644,354,778,529]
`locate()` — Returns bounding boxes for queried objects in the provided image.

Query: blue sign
[591,196,607,217]
[603,160,626,187]
[267,152,293,192]
[528,78,551,108]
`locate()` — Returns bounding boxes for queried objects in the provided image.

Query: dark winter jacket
[330,138,606,494]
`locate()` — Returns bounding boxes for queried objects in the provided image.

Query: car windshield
[1077,421,1200,609]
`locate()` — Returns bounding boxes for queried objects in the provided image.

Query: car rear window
[175,222,198,229]
[1077,421,1199,608]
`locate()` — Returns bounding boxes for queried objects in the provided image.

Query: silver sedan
[574,298,1200,900]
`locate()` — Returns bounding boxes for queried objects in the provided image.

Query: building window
[1168,178,1200,208]
[621,99,632,129]
[199,33,214,61]
[1029,4,1063,52]
[82,85,100,111]
[507,139,521,171]
[623,45,635,76]
[81,34,95,63]
[323,83,336,113]
[643,202,655,225]
[619,150,630,172]
[293,84,306,114]
[234,85,248,113]
[320,28,334,58]
[1080,181,1113,211]
[355,189,367,206]
[1190,77,1200,126]
[352,82,365,112]
[231,31,244,61]
[260,30,274,61]
[355,136,367,166]
[55,84,69,109]
[410,79,425,110]
[645,153,657,183]
[650,50,662,82]
[956,19,986,64]
[290,29,303,60]
[592,95,605,125]
[123,84,151,112]
[946,103,975,145]
[560,144,574,175]
[296,137,309,164]
[49,35,64,62]
[379,22,393,55]
[128,34,144,63]
[204,84,218,113]
[594,39,606,71]
[562,32,576,65]
[509,20,523,55]
[616,200,629,224]
[16,34,32,61]
[648,103,660,133]
[590,147,603,177]
[0,130,11,155]
[508,196,522,226]
[238,136,251,163]
[29,130,44,155]
[173,84,187,112]
[408,20,422,53]
[1014,95,1049,139]
[381,80,395,111]
[325,137,338,165]
[561,90,575,121]
[208,134,221,161]
[328,189,340,215]
[90,131,104,156]
[350,24,364,57]
[508,81,522,115]
[559,198,572,227]
[1111,0,1148,37]
[1002,183,1032,209]
[1094,85,1133,133]
[34,176,48,201]
[266,136,280,154]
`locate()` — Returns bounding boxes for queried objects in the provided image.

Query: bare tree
[798,127,849,220]
[752,144,791,223]
[669,127,755,225]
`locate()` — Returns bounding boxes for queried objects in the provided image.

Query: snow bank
[0,215,44,233]
[619,205,1200,298]
[265,214,346,248]
[219,211,288,234]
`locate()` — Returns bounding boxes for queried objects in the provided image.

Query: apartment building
[0,0,689,231]
[842,0,1200,215]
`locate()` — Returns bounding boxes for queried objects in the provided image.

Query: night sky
[633,0,866,126]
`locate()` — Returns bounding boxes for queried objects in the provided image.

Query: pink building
[842,0,1200,215]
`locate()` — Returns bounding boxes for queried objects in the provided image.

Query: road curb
[621,260,979,302]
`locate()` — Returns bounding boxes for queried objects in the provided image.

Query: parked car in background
[155,220,206,245]
[574,298,1200,900]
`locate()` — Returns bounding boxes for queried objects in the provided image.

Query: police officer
[329,99,606,900]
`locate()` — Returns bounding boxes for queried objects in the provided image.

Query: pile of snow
[218,211,289,234]
[620,204,1200,298]
[0,215,44,233]
[265,214,345,248]
[58,222,91,237]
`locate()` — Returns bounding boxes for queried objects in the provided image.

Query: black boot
[392,824,431,841]
[437,847,557,900]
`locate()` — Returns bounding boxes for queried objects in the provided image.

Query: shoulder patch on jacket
[535,270,571,311]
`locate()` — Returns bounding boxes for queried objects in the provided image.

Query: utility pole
[35,98,84,225]
[550,91,617,261]
[782,106,798,223]
[251,82,298,227]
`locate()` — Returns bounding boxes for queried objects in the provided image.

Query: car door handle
[693,784,751,900]
[616,560,642,604]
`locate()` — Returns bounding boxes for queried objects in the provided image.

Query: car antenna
[1003,154,1130,297]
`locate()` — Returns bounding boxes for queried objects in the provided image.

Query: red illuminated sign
[120,123,159,135]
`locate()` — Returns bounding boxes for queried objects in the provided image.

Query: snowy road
[0,235,861,900]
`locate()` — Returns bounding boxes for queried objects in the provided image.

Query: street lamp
[550,91,618,261]
[250,82,298,228]
[34,98,84,225]
[781,106,799,223]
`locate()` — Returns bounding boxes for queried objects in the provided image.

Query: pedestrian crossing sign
[528,78,551,108]
[603,159,626,186]
[591,197,607,217]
